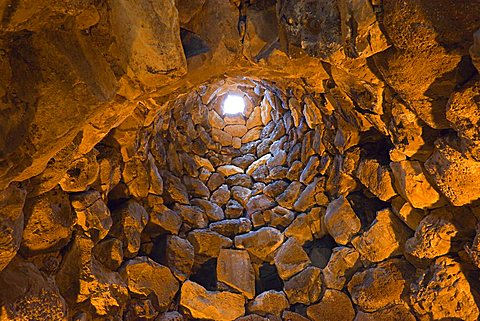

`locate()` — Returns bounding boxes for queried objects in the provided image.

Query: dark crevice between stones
[347,191,390,227]
[257,263,283,293]
[304,236,336,269]
[190,259,218,291]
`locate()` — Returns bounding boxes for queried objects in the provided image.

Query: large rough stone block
[347,259,414,312]
[390,160,443,209]
[120,256,179,312]
[306,289,355,321]
[247,290,289,318]
[411,257,479,321]
[425,138,480,206]
[0,184,26,272]
[217,249,255,299]
[274,238,311,280]
[180,280,245,321]
[109,200,149,258]
[0,256,68,320]
[373,0,479,129]
[352,209,412,263]
[56,234,129,316]
[110,0,186,87]
[234,227,284,261]
[22,187,74,255]
[324,196,361,245]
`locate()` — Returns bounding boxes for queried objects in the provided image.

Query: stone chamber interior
[1,1,480,321]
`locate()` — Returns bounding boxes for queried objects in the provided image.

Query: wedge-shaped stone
[324,196,361,245]
[348,259,414,312]
[274,238,311,280]
[180,280,245,321]
[247,290,289,317]
[306,289,355,321]
[234,227,284,261]
[284,266,321,305]
[121,256,179,311]
[166,235,194,282]
[411,257,479,321]
[217,249,255,299]
[322,246,360,290]
[356,159,396,201]
[390,160,443,209]
[187,229,232,264]
[352,209,411,263]
[425,138,480,206]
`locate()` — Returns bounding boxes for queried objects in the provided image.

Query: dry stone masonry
[1,0,480,320]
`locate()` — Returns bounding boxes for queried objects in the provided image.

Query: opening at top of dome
[222,94,246,115]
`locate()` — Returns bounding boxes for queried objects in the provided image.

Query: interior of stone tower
[1,1,480,320]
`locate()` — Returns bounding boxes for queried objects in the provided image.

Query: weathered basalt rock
[22,187,74,255]
[283,266,322,305]
[110,200,149,258]
[324,196,361,245]
[71,190,112,242]
[187,229,233,264]
[0,257,68,320]
[247,290,289,318]
[56,234,129,316]
[120,256,179,312]
[180,280,245,321]
[274,238,311,280]
[352,209,412,263]
[0,184,26,271]
[217,249,255,299]
[323,247,361,290]
[234,227,284,261]
[348,259,414,312]
[390,160,443,209]
[307,289,355,321]
[410,257,479,321]
[425,137,480,206]
[166,235,194,282]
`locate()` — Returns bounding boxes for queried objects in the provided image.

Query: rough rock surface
[274,238,311,280]
[217,249,255,299]
[166,235,194,282]
[71,190,112,241]
[425,138,480,206]
[307,289,355,321]
[323,247,360,290]
[0,257,68,320]
[0,184,26,271]
[325,196,361,245]
[348,259,414,312]
[21,187,74,255]
[411,257,479,321]
[234,227,284,261]
[405,211,460,260]
[180,280,245,321]
[247,290,289,317]
[120,256,179,311]
[352,209,412,263]
[283,266,322,305]
[390,160,443,209]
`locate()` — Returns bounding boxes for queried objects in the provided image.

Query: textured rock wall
[1,0,480,320]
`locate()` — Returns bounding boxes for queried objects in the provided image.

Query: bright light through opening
[223,95,246,115]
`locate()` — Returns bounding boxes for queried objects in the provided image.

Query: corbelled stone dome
[0,0,480,320]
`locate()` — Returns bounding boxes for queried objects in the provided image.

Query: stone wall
[1,76,479,321]
[1,0,480,320]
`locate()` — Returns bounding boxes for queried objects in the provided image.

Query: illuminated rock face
[1,1,480,320]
